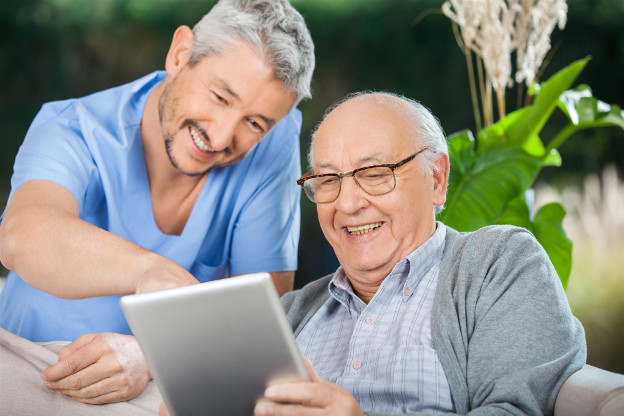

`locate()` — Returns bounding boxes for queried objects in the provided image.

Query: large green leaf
[544,85,624,153]
[439,132,541,231]
[523,136,563,166]
[477,107,530,150]
[506,57,589,147]
[532,203,573,288]
[477,107,562,166]
[558,85,624,130]
[445,128,475,174]
[496,193,531,228]
[440,58,617,290]
[496,195,572,287]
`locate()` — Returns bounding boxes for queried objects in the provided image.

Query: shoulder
[30,99,80,130]
[446,224,535,247]
[280,274,332,330]
[439,225,554,298]
[76,71,163,132]
[28,72,162,143]
[281,274,331,311]
[443,224,541,263]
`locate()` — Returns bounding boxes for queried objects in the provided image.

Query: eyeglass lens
[304,166,396,203]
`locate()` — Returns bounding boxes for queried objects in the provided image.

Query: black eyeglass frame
[297,147,430,204]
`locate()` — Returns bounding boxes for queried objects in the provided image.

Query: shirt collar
[401,221,446,293]
[327,222,447,313]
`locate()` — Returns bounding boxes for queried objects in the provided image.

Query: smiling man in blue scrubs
[0,0,314,405]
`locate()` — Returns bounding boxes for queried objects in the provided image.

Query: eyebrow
[215,78,277,129]
[213,76,240,101]
[255,114,277,130]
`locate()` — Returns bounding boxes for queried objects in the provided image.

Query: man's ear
[432,152,450,206]
[165,26,194,75]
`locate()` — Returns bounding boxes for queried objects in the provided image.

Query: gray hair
[189,0,315,106]
[308,91,449,213]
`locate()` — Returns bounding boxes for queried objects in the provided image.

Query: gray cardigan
[282,225,586,415]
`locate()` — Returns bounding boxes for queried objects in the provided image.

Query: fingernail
[254,403,267,416]
[40,373,47,382]
[264,387,276,398]
[43,381,51,388]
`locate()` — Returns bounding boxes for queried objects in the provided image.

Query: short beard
[162,134,207,177]
[158,77,212,177]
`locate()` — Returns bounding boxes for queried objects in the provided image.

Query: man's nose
[334,176,368,214]
[208,117,237,151]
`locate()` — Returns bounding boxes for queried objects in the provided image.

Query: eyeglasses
[297,148,430,204]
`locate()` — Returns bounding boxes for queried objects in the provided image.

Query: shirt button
[365,316,375,324]
[404,288,412,296]
[352,361,362,370]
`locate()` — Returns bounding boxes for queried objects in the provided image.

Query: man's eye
[359,168,392,183]
[248,119,264,133]
[213,92,227,105]
[319,177,339,186]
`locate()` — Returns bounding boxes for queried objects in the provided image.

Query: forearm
[1,206,176,298]
[0,183,194,298]
[269,271,294,296]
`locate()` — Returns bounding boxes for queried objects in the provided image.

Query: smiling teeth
[190,127,215,152]
[347,222,382,235]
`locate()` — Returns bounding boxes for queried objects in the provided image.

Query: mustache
[181,119,233,156]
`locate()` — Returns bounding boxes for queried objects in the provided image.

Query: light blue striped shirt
[296,223,454,414]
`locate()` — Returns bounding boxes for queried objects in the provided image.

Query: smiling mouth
[346,222,382,236]
[189,126,216,153]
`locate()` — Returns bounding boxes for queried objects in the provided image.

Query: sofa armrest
[555,364,624,416]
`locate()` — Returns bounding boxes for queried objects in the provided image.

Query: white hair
[188,0,315,106]
[308,91,449,213]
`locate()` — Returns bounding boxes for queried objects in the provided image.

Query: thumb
[303,358,320,382]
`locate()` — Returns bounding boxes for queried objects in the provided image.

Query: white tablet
[120,272,309,416]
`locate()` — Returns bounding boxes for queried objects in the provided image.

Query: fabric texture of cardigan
[281,225,586,416]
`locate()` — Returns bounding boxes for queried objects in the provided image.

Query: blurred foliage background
[1,0,622,372]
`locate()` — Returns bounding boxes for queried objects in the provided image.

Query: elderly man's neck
[346,264,404,304]
[344,221,438,304]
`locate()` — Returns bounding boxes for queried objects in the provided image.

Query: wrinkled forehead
[312,97,416,167]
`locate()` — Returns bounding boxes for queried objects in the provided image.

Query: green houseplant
[437,0,624,288]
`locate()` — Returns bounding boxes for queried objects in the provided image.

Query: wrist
[133,251,198,294]
[133,250,166,293]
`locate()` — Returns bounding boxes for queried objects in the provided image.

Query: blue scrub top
[0,71,302,341]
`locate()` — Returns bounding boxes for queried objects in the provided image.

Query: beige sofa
[555,365,624,416]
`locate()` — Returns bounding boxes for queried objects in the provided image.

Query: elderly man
[253,92,586,415]
[0,0,313,407]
